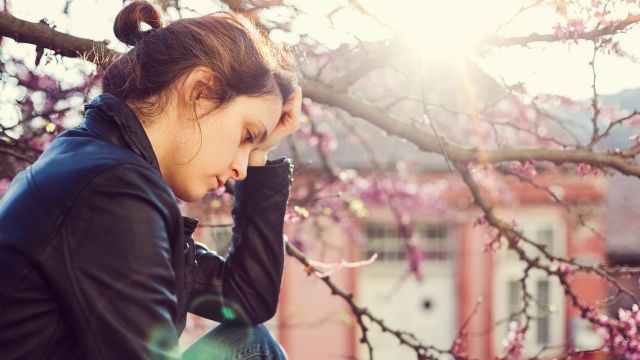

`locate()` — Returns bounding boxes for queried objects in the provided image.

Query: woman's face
[165,94,282,202]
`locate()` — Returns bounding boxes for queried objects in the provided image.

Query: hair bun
[113,0,163,46]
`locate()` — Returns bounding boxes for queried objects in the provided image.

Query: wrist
[248,149,268,166]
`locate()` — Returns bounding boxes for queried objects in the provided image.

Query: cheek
[198,114,247,171]
[172,124,204,164]
[199,131,238,170]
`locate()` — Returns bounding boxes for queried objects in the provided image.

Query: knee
[183,323,288,360]
[212,323,278,348]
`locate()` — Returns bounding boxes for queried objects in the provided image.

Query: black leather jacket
[0,94,293,359]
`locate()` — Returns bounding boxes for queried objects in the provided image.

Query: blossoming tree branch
[2,0,640,359]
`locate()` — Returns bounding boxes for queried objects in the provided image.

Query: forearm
[187,158,293,324]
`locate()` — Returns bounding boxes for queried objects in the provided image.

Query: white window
[494,216,566,357]
[418,225,450,260]
[507,280,521,324]
[507,226,556,261]
[364,224,405,261]
[363,223,452,262]
[504,279,552,345]
[536,280,550,345]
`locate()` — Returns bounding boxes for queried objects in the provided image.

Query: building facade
[181,171,608,359]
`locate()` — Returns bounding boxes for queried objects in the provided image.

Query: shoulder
[30,132,168,209]
[75,162,177,221]
[62,163,180,251]
[16,133,179,237]
[0,142,180,264]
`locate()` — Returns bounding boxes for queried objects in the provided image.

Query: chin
[174,187,207,203]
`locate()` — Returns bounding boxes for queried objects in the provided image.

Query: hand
[256,85,302,152]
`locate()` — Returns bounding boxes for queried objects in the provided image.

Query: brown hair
[102,0,297,119]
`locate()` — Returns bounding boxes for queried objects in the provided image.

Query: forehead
[237,95,282,126]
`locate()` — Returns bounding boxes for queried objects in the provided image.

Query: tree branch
[302,79,640,177]
[485,14,640,47]
[4,11,639,177]
[588,43,601,148]
[331,40,402,91]
[0,12,117,65]
[285,240,450,359]
[0,146,40,163]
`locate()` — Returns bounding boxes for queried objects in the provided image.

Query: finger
[285,90,302,122]
[277,86,302,135]
[282,85,302,112]
[281,107,300,129]
[279,111,300,131]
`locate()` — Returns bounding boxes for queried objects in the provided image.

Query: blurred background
[2,1,640,358]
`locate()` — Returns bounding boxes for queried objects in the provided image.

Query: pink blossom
[589,305,640,359]
[558,96,576,106]
[553,23,568,42]
[27,133,55,151]
[556,263,572,276]
[289,236,306,253]
[20,96,34,115]
[484,235,502,252]
[474,216,502,252]
[284,210,302,223]
[308,135,319,147]
[450,336,468,359]
[500,322,525,359]
[510,161,537,179]
[319,132,337,154]
[577,162,591,177]
[571,19,585,39]
[473,216,488,227]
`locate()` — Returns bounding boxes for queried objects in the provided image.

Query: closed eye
[243,130,255,145]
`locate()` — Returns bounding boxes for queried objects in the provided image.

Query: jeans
[182,323,288,360]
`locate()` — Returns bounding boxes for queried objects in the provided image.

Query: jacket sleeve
[186,157,293,324]
[55,164,181,360]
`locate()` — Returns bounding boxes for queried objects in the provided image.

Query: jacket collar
[81,93,161,173]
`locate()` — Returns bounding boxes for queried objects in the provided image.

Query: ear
[181,66,214,105]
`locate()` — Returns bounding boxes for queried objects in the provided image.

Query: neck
[127,102,175,179]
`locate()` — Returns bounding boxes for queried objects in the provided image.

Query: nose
[230,166,247,181]
[229,151,248,181]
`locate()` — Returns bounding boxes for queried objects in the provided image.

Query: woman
[0,1,301,359]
